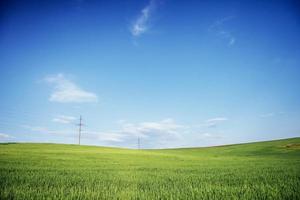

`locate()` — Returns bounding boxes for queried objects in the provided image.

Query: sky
[0,0,300,148]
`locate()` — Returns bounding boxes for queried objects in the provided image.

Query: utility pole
[77,115,83,145]
[138,136,140,150]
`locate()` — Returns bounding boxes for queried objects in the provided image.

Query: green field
[0,138,300,199]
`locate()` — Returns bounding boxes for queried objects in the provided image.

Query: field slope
[0,138,300,199]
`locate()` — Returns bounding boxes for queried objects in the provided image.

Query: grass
[0,137,300,199]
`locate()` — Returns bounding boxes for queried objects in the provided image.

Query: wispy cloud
[209,16,236,46]
[218,31,235,46]
[260,113,275,118]
[21,125,47,132]
[206,117,228,123]
[82,131,125,142]
[118,118,185,138]
[209,16,234,30]
[83,118,226,148]
[202,117,229,128]
[44,74,98,103]
[0,133,15,140]
[260,112,285,118]
[79,118,185,148]
[53,115,76,124]
[22,124,125,143]
[21,118,227,148]
[22,125,73,136]
[130,0,158,37]
[198,132,223,139]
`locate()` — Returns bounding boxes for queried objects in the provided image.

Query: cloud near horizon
[44,74,98,103]
[20,118,227,148]
[120,118,184,137]
[0,133,15,140]
[22,125,74,137]
[77,118,186,148]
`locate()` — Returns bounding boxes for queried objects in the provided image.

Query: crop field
[0,138,300,199]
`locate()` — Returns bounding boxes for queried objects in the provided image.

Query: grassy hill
[0,138,300,199]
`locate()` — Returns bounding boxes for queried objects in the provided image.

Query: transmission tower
[138,136,140,150]
[77,115,83,145]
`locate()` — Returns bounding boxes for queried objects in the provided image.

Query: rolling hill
[0,137,299,199]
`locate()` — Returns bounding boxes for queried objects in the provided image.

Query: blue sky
[0,0,300,148]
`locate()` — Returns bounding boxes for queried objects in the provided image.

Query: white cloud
[199,117,229,128]
[209,16,234,30]
[218,31,235,46]
[198,132,222,139]
[260,113,274,118]
[44,74,98,103]
[0,133,15,140]
[22,125,73,136]
[53,115,76,124]
[260,112,286,118]
[83,131,125,142]
[21,117,227,148]
[209,16,236,46]
[21,125,48,132]
[80,118,185,147]
[206,117,228,123]
[49,118,184,146]
[83,118,225,148]
[22,124,125,143]
[229,37,235,45]
[130,0,157,37]
[202,132,213,138]
[120,118,184,138]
